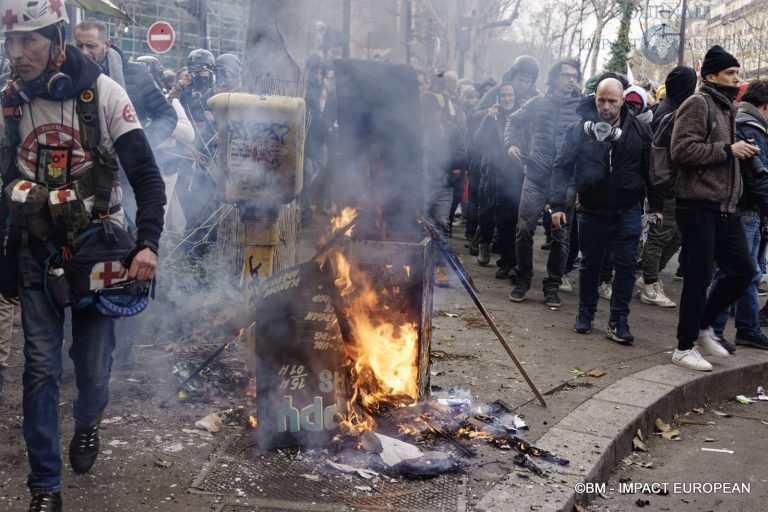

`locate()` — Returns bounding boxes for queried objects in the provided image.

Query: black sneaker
[509,284,528,302]
[69,424,100,474]
[735,332,768,350]
[468,238,479,256]
[495,266,513,279]
[716,335,737,354]
[29,492,61,512]
[606,319,634,345]
[544,289,562,307]
[573,308,594,334]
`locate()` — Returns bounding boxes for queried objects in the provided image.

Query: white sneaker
[559,274,573,293]
[672,347,713,371]
[639,281,676,307]
[598,282,612,300]
[697,327,730,357]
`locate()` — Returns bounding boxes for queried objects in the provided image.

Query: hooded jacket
[652,66,697,130]
[735,102,768,216]
[474,106,524,211]
[503,88,582,189]
[670,82,742,213]
[550,97,658,214]
[108,46,177,150]
[477,56,540,111]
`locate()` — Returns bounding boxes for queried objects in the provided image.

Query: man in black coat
[551,78,660,345]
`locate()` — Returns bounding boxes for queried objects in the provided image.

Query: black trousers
[676,208,754,349]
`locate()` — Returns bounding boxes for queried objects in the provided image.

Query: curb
[474,350,768,511]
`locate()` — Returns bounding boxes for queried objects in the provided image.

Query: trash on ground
[703,438,716,442]
[711,410,731,417]
[374,432,423,466]
[735,395,754,404]
[195,413,223,433]
[444,313,459,318]
[433,387,472,411]
[701,447,734,454]
[326,461,379,479]
[633,430,647,452]
[155,458,174,468]
[301,473,321,481]
[756,386,768,401]
[587,367,606,378]
[691,407,704,414]
[570,366,586,378]
[654,418,680,440]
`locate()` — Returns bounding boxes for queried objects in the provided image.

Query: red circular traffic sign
[146,21,175,54]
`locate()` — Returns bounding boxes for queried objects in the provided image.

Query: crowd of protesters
[418,45,768,374]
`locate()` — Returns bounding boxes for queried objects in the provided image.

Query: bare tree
[584,0,622,77]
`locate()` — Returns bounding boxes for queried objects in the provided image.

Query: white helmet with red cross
[1,0,69,33]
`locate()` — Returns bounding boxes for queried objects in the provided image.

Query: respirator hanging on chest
[3,70,72,107]
[583,121,622,142]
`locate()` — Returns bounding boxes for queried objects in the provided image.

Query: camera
[737,135,766,174]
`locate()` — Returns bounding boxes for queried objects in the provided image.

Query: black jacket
[114,48,177,149]
[550,98,659,215]
[503,88,582,189]
[735,103,768,217]
[474,108,524,211]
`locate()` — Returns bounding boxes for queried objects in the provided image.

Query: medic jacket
[550,98,660,215]
[0,46,165,250]
[735,102,768,217]
[503,88,582,189]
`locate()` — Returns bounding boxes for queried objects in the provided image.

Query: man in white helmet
[0,1,165,510]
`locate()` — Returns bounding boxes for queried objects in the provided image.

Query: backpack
[650,92,715,191]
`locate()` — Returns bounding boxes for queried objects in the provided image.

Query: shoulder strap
[696,92,716,142]
[76,82,100,151]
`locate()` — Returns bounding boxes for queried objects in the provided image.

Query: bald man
[550,77,661,345]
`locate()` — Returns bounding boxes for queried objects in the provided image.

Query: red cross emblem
[49,0,62,17]
[2,9,18,31]
[55,189,72,203]
[96,262,124,288]
[17,181,34,192]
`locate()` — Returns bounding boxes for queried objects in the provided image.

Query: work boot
[28,492,61,512]
[69,424,100,474]
[573,307,594,334]
[477,243,491,266]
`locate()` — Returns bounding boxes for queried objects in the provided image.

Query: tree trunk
[588,19,605,78]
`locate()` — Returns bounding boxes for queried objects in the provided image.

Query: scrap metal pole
[419,218,546,407]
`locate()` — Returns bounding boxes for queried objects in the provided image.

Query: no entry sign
[147,21,175,54]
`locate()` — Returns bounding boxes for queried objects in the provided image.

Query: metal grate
[194,429,466,512]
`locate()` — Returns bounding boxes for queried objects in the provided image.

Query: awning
[68,0,133,22]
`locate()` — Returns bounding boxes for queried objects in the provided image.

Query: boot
[477,243,491,266]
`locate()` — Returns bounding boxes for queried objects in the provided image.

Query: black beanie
[700,45,739,78]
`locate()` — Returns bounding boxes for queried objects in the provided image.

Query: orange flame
[248,415,258,428]
[332,249,420,432]
[330,206,358,236]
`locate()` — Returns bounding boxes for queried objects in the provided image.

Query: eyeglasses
[560,73,579,80]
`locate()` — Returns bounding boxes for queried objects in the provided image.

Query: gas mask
[583,121,622,142]
[4,69,72,106]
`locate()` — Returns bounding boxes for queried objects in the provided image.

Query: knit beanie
[700,45,739,78]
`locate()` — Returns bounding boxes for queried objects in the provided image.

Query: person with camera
[550,78,661,345]
[0,1,165,509]
[670,46,758,371]
[707,79,768,351]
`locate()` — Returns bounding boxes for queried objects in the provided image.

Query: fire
[248,415,257,429]
[330,206,357,236]
[333,249,420,432]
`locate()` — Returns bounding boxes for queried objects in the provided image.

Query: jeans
[577,209,642,322]
[515,177,575,290]
[712,209,762,337]
[427,186,454,236]
[21,286,116,494]
[479,204,519,269]
[676,208,753,349]
[0,296,13,367]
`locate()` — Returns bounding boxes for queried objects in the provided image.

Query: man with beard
[670,45,758,371]
[505,59,582,307]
